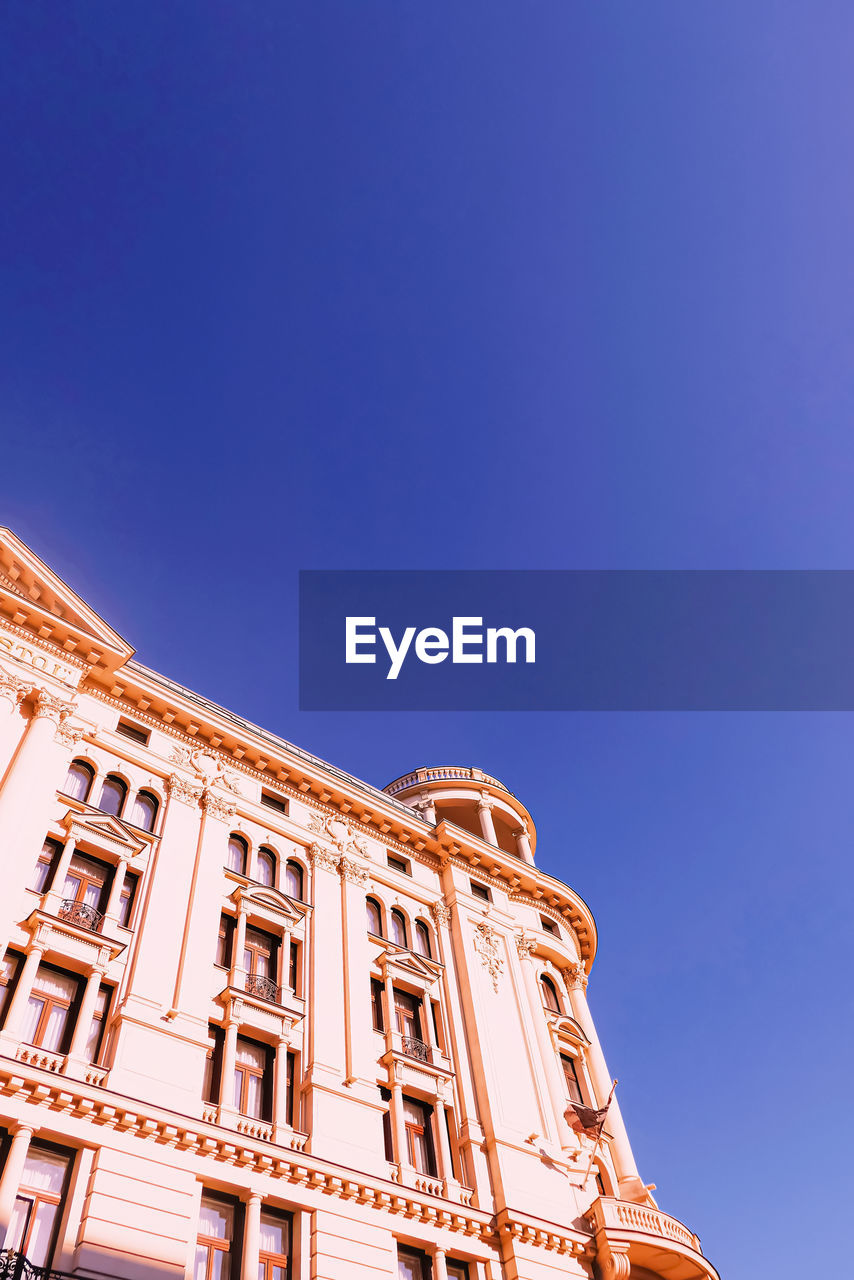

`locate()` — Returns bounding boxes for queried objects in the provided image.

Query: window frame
[7,1141,74,1270]
[233,1034,272,1121]
[195,1193,238,1280]
[259,1206,292,1280]
[402,1096,437,1176]
[97,774,128,818]
[23,963,81,1054]
[63,759,94,803]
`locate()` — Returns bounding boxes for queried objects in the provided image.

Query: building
[0,529,718,1280]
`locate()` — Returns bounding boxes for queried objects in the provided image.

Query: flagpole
[577,1078,617,1193]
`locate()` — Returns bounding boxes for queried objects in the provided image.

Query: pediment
[0,529,134,676]
[377,943,442,986]
[547,1012,589,1045]
[61,808,147,859]
[230,884,304,926]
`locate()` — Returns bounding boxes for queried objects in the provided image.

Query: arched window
[64,760,93,802]
[256,847,276,887]
[390,909,408,948]
[366,897,383,937]
[130,790,159,832]
[98,775,127,817]
[227,835,248,876]
[414,921,432,959]
[540,974,562,1014]
[285,860,304,900]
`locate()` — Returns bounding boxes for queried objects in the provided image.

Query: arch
[256,846,277,888]
[390,908,408,948]
[285,859,305,901]
[64,759,94,802]
[98,774,128,818]
[366,896,383,937]
[540,973,562,1014]
[226,833,248,876]
[130,789,159,832]
[414,920,432,959]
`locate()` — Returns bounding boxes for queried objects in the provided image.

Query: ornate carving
[32,689,75,725]
[473,920,504,992]
[54,719,86,749]
[600,1244,632,1280]
[307,811,370,858]
[308,842,340,874]
[431,899,451,929]
[167,773,203,807]
[339,856,369,886]
[202,790,237,823]
[564,962,588,991]
[476,790,494,812]
[515,931,538,961]
[0,669,29,707]
[171,745,243,795]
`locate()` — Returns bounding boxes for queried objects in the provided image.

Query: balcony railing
[244,972,281,1004]
[0,1251,77,1280]
[57,899,103,932]
[401,1035,430,1063]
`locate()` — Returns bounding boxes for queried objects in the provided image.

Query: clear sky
[2,5,853,1276]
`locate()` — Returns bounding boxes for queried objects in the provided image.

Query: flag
[565,1098,610,1139]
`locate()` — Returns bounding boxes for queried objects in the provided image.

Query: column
[0,670,29,781]
[517,943,577,1150]
[566,970,641,1191]
[273,1034,291,1137]
[433,1248,450,1280]
[514,825,534,866]
[415,793,437,825]
[242,1190,262,1280]
[231,905,248,990]
[102,854,130,928]
[65,964,106,1065]
[433,1099,454,1187]
[339,856,375,1085]
[0,944,44,1045]
[390,1079,408,1169]
[220,1012,240,1116]
[476,795,497,846]
[42,837,78,916]
[0,688,77,957]
[0,1124,33,1247]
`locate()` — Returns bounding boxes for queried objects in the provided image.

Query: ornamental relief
[473,920,504,993]
[339,855,370,886]
[308,842,340,874]
[306,811,371,858]
[170,745,243,795]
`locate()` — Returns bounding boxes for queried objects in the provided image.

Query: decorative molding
[431,900,451,929]
[473,921,504,993]
[202,790,237,823]
[308,842,340,875]
[32,689,75,725]
[564,962,588,992]
[339,856,369,887]
[171,745,243,796]
[307,812,370,859]
[515,932,538,961]
[0,669,29,707]
[54,719,86,749]
[167,773,203,807]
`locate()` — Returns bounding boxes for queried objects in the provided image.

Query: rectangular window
[397,1246,433,1280]
[6,1143,73,1269]
[216,915,235,969]
[260,790,288,814]
[469,880,490,902]
[285,1051,296,1128]
[447,1263,470,1280]
[259,1208,292,1280]
[195,1194,237,1280]
[83,984,112,1064]
[62,853,110,914]
[0,950,23,1026]
[371,979,385,1032]
[244,927,277,981]
[387,854,410,875]
[402,1096,436,1176]
[30,838,62,894]
[116,719,150,745]
[233,1036,272,1120]
[394,990,422,1042]
[560,1053,583,1104]
[22,965,80,1054]
[540,916,558,936]
[203,1025,224,1105]
[117,871,138,929]
[288,941,299,995]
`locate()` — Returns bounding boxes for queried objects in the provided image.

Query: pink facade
[0,529,718,1280]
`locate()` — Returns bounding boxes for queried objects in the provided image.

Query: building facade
[0,530,718,1280]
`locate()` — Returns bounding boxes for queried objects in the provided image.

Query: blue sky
[2,4,853,1275]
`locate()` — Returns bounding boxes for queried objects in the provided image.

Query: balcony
[586,1196,720,1280]
[57,899,103,932]
[244,972,281,1004]
[401,1034,430,1064]
[0,1251,76,1280]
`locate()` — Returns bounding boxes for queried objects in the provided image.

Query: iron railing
[401,1035,430,1063]
[57,900,103,932]
[245,972,281,1003]
[0,1251,77,1280]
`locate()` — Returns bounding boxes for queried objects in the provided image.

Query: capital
[0,670,29,708]
[202,789,237,823]
[308,842,340,874]
[339,855,369,886]
[32,688,75,725]
[431,899,451,929]
[515,931,537,961]
[167,773,203,807]
[564,962,588,991]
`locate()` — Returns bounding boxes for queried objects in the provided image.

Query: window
[30,838,61,894]
[394,990,422,1042]
[203,1024,224,1105]
[447,1263,470,1280]
[98,774,127,818]
[83,985,112,1064]
[402,1096,436,1175]
[244,927,277,982]
[195,1195,236,1280]
[560,1053,583,1104]
[260,790,287,814]
[61,852,110,925]
[216,915,234,968]
[6,1144,72,1268]
[288,941,299,994]
[541,916,558,936]
[540,974,562,1014]
[259,1208,292,1280]
[64,759,93,802]
[0,950,23,1025]
[226,835,248,876]
[397,1246,433,1280]
[470,880,490,902]
[22,965,80,1053]
[414,921,432,959]
[390,909,408,947]
[366,897,383,936]
[256,847,276,887]
[117,871,138,929]
[285,1051,296,1128]
[130,790,158,832]
[371,979,385,1032]
[233,1036,271,1119]
[285,860,304,900]
[381,1093,394,1162]
[116,719,150,745]
[387,854,410,875]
